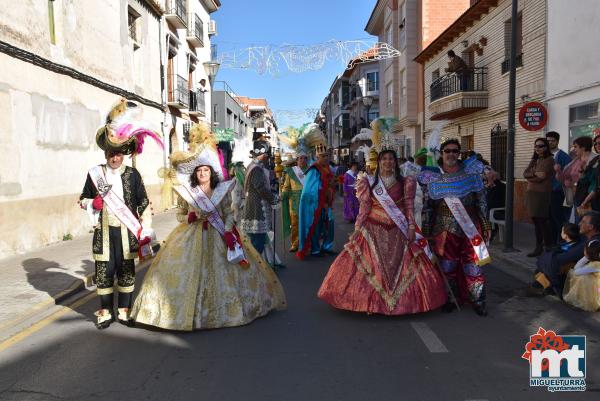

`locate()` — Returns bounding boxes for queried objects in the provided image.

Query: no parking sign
[519,102,548,131]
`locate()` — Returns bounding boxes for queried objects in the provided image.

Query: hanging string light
[217,40,401,76]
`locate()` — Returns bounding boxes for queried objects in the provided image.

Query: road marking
[0,291,96,353]
[410,322,448,353]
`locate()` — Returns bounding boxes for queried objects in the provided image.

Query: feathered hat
[278,125,310,158]
[169,122,224,185]
[370,117,398,153]
[96,98,163,155]
[425,120,451,167]
[303,123,328,155]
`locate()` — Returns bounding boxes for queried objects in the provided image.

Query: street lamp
[203,61,220,133]
[362,95,373,125]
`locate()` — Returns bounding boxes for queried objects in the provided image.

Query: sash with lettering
[443,196,491,265]
[88,166,153,258]
[175,180,246,264]
[367,176,434,261]
[291,166,306,186]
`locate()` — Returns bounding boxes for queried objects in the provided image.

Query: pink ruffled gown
[318,175,447,315]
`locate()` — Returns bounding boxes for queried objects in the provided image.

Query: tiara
[315,143,329,155]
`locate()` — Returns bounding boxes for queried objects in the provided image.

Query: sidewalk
[0,210,179,330]
[489,220,537,283]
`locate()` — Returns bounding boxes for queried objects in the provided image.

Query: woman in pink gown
[318,150,447,315]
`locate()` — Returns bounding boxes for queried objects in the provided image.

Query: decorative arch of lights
[217,40,401,76]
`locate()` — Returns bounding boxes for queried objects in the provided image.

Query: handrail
[430,67,487,102]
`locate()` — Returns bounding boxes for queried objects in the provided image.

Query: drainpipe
[159,13,168,168]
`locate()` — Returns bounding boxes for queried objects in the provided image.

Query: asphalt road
[1,202,599,401]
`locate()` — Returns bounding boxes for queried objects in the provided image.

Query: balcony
[501,53,523,74]
[429,67,488,121]
[165,0,187,29]
[188,90,206,116]
[167,75,189,108]
[186,14,204,48]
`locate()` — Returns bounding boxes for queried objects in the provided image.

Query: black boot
[473,302,488,317]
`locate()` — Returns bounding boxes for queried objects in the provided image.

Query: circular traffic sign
[519,101,548,131]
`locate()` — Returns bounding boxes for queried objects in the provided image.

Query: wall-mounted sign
[519,102,548,131]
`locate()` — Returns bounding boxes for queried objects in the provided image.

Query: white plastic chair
[489,208,506,243]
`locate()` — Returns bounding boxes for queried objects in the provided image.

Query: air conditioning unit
[208,20,217,36]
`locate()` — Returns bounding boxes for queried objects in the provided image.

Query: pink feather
[130,127,164,155]
[218,149,229,180]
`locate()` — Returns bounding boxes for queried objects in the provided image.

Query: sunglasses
[534,145,547,149]
[594,142,600,146]
[442,149,460,154]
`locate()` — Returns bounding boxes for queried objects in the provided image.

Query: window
[569,100,600,142]
[432,69,440,82]
[386,24,393,46]
[405,137,412,158]
[502,12,523,73]
[368,110,379,124]
[386,83,393,107]
[366,72,379,92]
[182,122,191,144]
[398,1,406,49]
[490,127,507,180]
[461,134,474,153]
[128,6,141,47]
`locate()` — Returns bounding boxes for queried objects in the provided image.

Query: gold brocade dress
[563,261,600,312]
[131,183,287,331]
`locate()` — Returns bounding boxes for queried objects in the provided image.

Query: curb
[489,245,534,284]
[0,243,160,334]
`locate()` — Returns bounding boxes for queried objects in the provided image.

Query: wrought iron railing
[430,67,487,102]
[501,53,523,74]
[168,74,189,105]
[189,90,205,113]
[189,14,204,45]
[167,0,187,24]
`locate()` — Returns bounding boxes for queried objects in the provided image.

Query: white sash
[368,176,434,261]
[444,196,491,266]
[175,182,227,235]
[88,166,152,258]
[292,166,306,186]
[175,181,246,264]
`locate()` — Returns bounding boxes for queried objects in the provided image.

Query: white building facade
[545,0,600,149]
[0,0,221,258]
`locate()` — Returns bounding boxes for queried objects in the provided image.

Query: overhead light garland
[216,40,401,76]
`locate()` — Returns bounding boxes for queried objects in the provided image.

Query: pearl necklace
[379,174,397,189]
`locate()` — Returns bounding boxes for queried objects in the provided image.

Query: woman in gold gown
[131,140,286,331]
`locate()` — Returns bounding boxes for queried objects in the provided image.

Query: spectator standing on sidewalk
[576,135,600,214]
[546,131,571,245]
[524,138,555,257]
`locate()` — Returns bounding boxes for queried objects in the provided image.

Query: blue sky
[212,0,378,129]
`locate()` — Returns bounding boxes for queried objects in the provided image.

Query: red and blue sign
[519,101,548,131]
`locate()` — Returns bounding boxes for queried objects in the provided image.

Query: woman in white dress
[131,136,286,331]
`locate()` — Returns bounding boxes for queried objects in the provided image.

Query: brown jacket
[445,56,468,74]
[524,156,554,192]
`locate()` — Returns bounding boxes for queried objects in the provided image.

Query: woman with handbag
[131,130,286,331]
[524,138,556,257]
